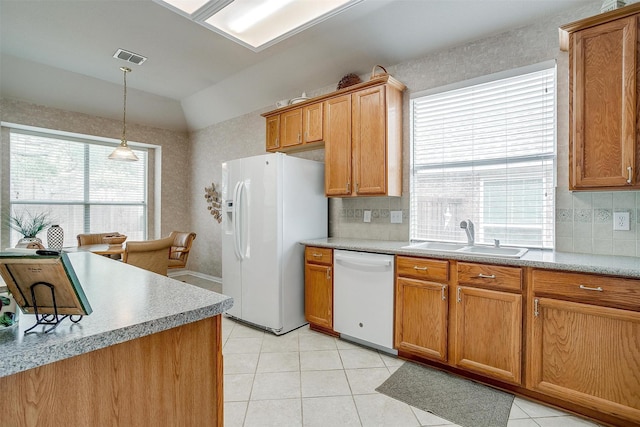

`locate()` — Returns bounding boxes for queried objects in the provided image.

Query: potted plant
[8,210,52,248]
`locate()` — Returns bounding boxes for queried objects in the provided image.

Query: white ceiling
[0,0,595,133]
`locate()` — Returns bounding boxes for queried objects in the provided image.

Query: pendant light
[109,66,139,161]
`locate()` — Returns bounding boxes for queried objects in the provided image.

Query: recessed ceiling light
[153,0,362,52]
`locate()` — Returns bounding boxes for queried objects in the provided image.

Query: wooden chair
[77,232,121,259]
[168,231,197,270]
[123,236,174,276]
[76,232,119,246]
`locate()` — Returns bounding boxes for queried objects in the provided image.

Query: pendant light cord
[121,66,131,146]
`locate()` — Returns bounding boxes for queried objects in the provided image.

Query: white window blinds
[410,66,556,249]
[9,130,148,247]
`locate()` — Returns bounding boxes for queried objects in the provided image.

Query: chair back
[77,232,119,246]
[123,236,174,276]
[168,231,197,269]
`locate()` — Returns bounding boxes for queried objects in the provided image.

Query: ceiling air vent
[113,48,147,65]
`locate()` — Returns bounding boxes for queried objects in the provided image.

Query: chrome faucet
[460,220,475,246]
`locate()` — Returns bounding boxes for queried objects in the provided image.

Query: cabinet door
[352,86,387,195]
[280,108,303,148]
[266,115,280,151]
[571,16,637,189]
[303,102,323,144]
[304,263,333,328]
[529,298,640,423]
[395,277,448,362]
[324,94,352,196]
[453,286,522,384]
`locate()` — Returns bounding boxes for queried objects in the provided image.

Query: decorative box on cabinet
[561,3,640,190]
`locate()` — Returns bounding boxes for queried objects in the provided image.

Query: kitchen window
[410,63,556,249]
[8,129,148,247]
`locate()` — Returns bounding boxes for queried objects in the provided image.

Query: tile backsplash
[556,191,640,256]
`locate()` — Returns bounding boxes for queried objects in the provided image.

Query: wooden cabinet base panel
[398,350,638,427]
[0,316,222,427]
[309,322,340,337]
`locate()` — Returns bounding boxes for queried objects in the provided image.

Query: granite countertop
[0,252,233,378]
[301,238,640,279]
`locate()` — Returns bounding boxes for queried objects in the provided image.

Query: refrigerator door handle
[233,181,243,260]
[238,181,248,259]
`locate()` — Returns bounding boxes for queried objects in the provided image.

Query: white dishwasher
[333,250,396,353]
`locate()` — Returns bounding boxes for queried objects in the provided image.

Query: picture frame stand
[24,281,83,334]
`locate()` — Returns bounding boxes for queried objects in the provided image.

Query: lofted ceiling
[0,0,595,133]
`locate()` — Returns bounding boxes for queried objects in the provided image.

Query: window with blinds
[410,65,556,249]
[9,130,148,247]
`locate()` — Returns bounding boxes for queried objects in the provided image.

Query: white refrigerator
[221,153,327,335]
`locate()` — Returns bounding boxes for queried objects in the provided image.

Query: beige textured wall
[190,0,640,278]
[188,110,324,276]
[0,98,190,248]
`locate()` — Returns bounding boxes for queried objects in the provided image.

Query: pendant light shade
[109,66,139,161]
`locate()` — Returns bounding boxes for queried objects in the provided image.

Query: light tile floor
[221,316,603,427]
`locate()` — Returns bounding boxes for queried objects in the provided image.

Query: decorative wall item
[205,182,222,223]
[47,224,64,250]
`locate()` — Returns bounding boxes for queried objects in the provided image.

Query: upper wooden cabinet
[303,103,323,144]
[324,95,353,196]
[561,4,640,190]
[325,82,404,197]
[262,76,405,197]
[266,115,280,151]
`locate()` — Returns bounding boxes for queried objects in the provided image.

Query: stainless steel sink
[457,245,528,258]
[402,241,467,251]
[403,241,528,258]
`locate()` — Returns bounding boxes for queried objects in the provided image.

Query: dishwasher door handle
[335,255,392,272]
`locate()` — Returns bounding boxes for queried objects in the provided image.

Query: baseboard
[168,269,222,284]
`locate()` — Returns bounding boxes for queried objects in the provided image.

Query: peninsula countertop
[0,251,233,378]
[300,237,640,279]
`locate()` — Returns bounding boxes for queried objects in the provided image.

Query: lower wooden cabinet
[528,297,640,423]
[395,277,448,362]
[304,247,333,329]
[453,286,522,384]
[528,268,640,425]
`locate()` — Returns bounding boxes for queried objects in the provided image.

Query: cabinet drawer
[396,256,449,282]
[305,247,333,265]
[532,269,640,311]
[457,262,522,292]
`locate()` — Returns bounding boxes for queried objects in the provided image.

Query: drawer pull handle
[457,287,462,303]
[534,298,539,317]
[628,166,633,184]
[326,268,331,280]
[441,285,447,301]
[413,266,428,271]
[579,285,603,292]
[312,253,323,257]
[478,274,496,279]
